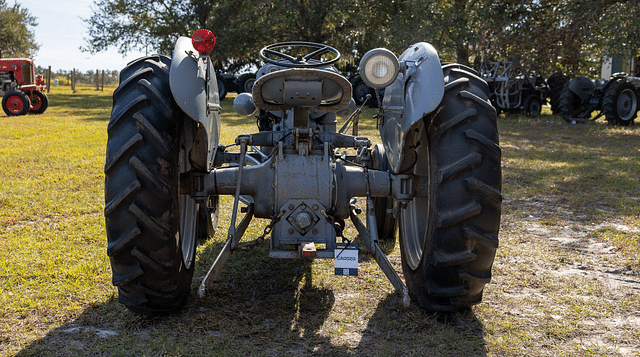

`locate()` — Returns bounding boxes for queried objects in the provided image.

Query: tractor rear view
[0,58,48,116]
[104,30,502,315]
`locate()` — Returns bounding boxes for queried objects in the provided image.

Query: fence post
[47,66,51,93]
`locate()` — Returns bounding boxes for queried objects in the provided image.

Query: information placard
[334,242,358,276]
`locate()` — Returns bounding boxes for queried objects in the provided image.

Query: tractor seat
[252,68,352,113]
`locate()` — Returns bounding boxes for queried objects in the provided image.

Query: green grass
[1,89,639,356]
[0,88,113,353]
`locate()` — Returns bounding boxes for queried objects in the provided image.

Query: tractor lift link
[197,196,412,307]
[198,203,254,299]
[349,198,411,308]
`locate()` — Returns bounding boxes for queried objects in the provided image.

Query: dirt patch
[486,197,640,355]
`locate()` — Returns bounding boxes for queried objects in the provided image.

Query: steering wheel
[259,42,340,68]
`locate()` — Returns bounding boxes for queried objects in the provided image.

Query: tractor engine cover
[568,76,596,103]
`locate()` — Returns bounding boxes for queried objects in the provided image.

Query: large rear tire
[217,78,227,100]
[547,72,568,115]
[558,85,592,123]
[398,64,501,312]
[2,90,30,116]
[602,79,638,126]
[29,91,49,114]
[104,55,202,314]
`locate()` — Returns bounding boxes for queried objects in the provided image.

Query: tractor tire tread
[400,64,500,312]
[105,54,195,314]
[107,224,141,257]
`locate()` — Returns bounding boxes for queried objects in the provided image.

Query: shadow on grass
[14,240,344,356]
[357,297,487,356]
[14,237,488,356]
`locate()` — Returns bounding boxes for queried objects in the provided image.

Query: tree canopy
[474,0,640,76]
[83,0,640,76]
[83,0,401,70]
[0,0,39,58]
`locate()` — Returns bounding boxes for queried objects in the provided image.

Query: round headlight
[359,49,400,88]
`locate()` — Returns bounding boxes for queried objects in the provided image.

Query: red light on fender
[192,29,216,54]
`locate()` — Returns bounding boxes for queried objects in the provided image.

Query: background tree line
[81,0,640,77]
[3,0,640,78]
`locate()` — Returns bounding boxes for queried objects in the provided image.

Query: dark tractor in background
[558,73,640,125]
[216,70,256,100]
[479,58,563,117]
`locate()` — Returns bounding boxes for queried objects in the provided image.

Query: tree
[476,0,640,76]
[82,0,194,57]
[84,0,640,77]
[206,0,402,68]
[83,0,402,70]
[0,0,39,58]
[585,0,640,72]
[386,0,640,76]
[385,0,486,66]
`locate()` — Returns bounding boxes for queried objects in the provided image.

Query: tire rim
[179,133,198,269]
[31,95,41,111]
[398,134,432,271]
[244,79,255,92]
[617,88,637,121]
[7,95,24,114]
[399,196,429,270]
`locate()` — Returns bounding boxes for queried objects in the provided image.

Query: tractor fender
[170,36,221,169]
[567,76,595,103]
[379,42,444,173]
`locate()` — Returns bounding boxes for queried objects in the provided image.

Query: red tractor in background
[0,58,48,116]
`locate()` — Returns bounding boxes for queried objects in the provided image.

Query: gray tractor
[104,30,502,314]
[479,58,550,117]
[558,73,640,125]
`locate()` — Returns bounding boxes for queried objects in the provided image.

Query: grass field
[1,87,639,356]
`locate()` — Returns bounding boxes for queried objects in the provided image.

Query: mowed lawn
[1,87,639,356]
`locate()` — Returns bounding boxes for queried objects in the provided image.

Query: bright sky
[23,0,146,72]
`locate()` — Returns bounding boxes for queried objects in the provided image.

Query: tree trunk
[453,0,470,66]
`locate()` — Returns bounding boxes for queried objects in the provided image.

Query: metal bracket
[227,137,249,242]
[198,137,254,299]
[349,171,411,308]
[198,203,254,299]
[185,50,199,63]
[349,203,410,308]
